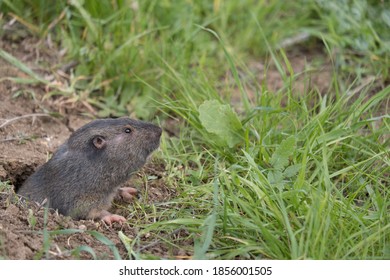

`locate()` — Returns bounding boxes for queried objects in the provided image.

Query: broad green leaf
[284,164,302,178]
[270,136,296,170]
[268,170,283,184]
[198,99,243,148]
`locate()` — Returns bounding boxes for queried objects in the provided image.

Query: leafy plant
[198,100,243,148]
[267,136,300,189]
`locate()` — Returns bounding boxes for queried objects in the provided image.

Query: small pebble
[78,224,87,231]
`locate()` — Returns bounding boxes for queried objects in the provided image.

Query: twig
[0,136,31,143]
[0,113,51,129]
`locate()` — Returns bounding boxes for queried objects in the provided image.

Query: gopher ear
[92,136,106,149]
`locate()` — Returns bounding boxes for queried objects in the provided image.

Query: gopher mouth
[136,138,159,160]
[148,142,160,156]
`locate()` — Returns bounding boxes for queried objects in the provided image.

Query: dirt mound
[0,188,132,259]
[0,161,170,260]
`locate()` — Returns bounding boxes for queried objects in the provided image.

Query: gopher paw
[101,214,127,226]
[119,187,138,202]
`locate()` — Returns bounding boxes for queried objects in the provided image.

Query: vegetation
[0,0,389,259]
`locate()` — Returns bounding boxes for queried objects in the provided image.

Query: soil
[0,32,177,259]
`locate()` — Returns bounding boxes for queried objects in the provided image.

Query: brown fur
[18,118,162,221]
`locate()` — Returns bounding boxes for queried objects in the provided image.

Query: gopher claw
[101,214,127,226]
[119,187,138,202]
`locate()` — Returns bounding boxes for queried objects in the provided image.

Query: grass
[0,0,389,259]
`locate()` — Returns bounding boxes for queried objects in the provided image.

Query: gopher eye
[124,127,132,133]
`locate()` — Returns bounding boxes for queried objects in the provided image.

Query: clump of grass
[1,0,311,117]
[143,49,389,259]
[0,180,13,193]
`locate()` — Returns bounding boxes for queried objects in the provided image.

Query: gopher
[18,118,162,224]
